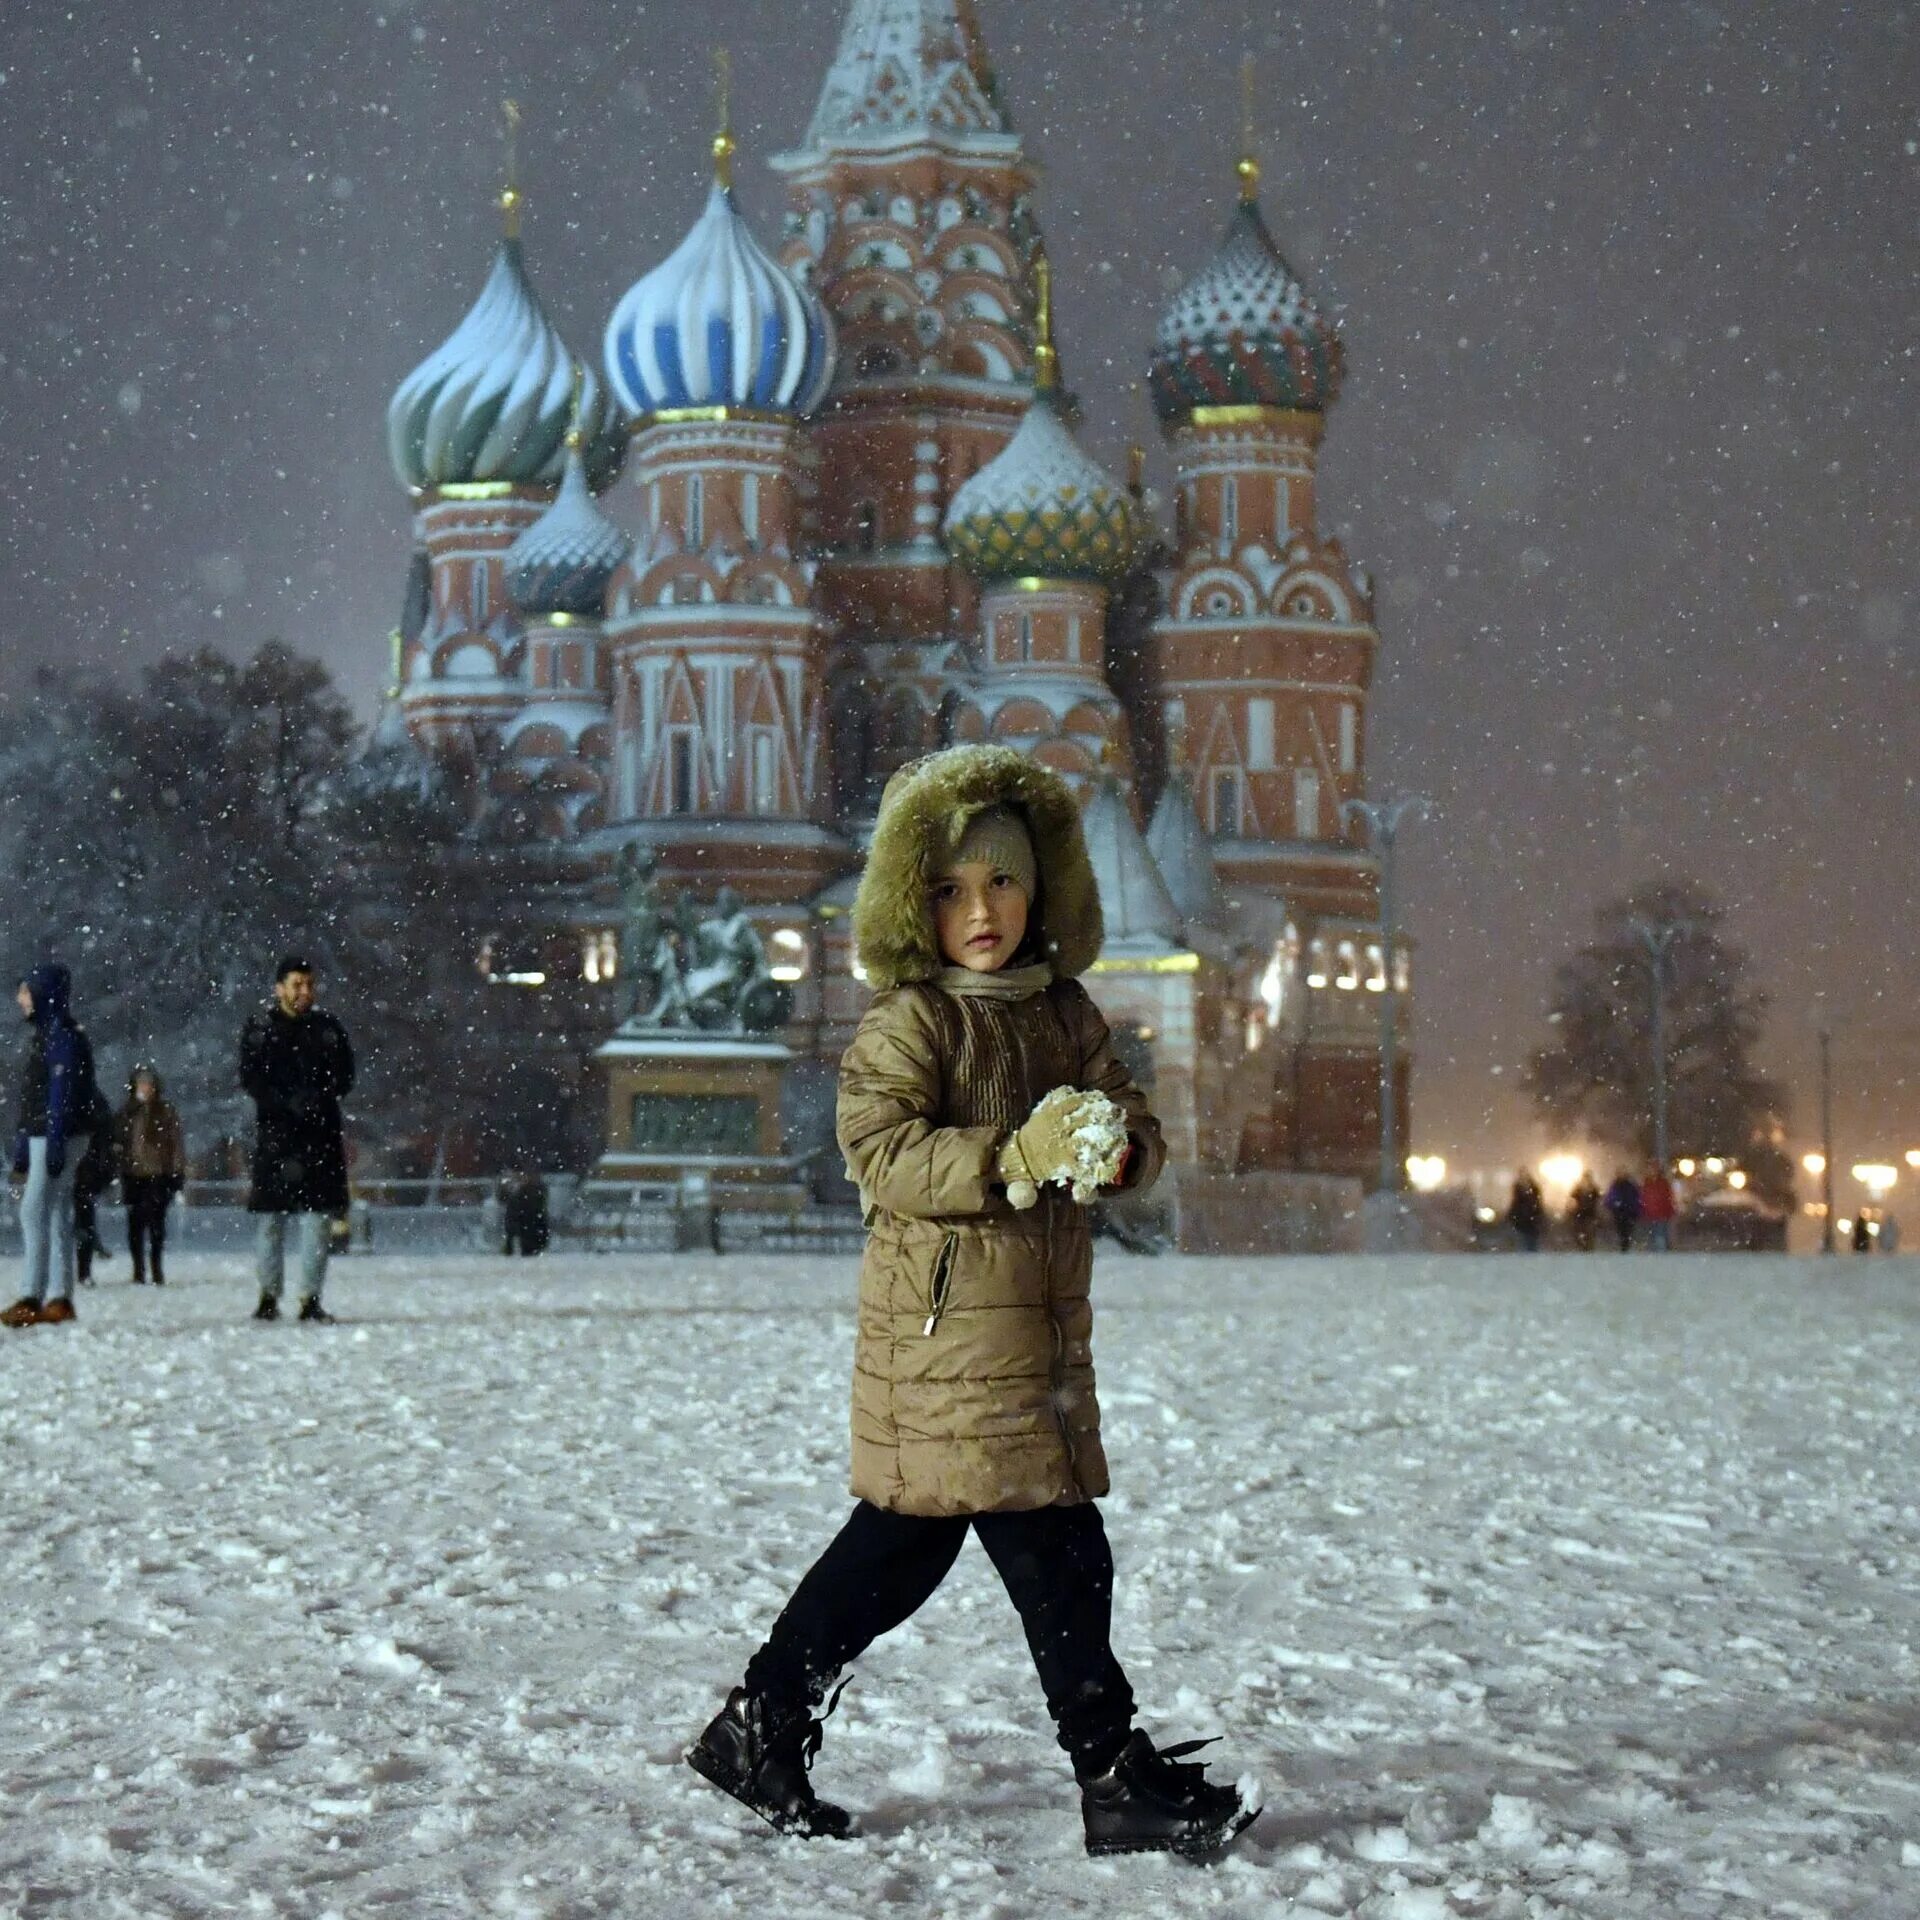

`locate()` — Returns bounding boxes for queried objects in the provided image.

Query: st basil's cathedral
[374,0,1409,1191]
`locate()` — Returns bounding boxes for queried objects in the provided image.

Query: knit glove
[995,1087,1131,1209]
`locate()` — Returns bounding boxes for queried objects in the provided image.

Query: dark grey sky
[4,0,1915,1174]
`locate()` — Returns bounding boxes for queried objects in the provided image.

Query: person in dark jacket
[1507,1173,1546,1252]
[5,963,106,1327]
[499,1168,550,1256]
[238,955,354,1324]
[118,1064,187,1285]
[1567,1172,1602,1253]
[1604,1171,1642,1253]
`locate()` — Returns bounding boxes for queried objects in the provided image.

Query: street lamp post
[1342,794,1429,1193]
[1819,1025,1836,1256]
[1630,916,1687,1170]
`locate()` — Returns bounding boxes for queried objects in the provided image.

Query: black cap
[275,954,313,982]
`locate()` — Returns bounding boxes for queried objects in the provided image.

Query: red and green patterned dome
[1149,195,1343,423]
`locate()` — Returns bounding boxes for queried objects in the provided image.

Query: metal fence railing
[180,1178,501,1209]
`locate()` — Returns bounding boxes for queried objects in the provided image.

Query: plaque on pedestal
[592,1032,799,1191]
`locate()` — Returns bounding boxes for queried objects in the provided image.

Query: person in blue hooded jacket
[5,963,106,1327]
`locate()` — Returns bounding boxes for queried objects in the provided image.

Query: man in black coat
[239,955,354,1324]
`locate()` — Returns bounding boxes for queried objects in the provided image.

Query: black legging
[744,1500,1137,1778]
[125,1176,174,1279]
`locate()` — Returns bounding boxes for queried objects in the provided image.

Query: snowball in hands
[995,1087,1131,1209]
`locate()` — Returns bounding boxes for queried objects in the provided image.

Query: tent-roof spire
[785,0,1016,156]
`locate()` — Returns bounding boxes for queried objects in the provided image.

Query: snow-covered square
[3,1250,1916,1918]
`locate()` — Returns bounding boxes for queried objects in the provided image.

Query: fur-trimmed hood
[853,746,1103,990]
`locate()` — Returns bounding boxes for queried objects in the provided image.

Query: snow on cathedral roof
[604,183,835,418]
[1082,777,1185,953]
[1150,196,1344,422]
[944,392,1138,585]
[1146,765,1226,929]
[388,239,620,492]
[505,440,633,619]
[782,0,1019,158]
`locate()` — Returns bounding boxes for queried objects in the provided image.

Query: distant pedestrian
[1604,1171,1642,1254]
[499,1168,549,1256]
[1568,1172,1601,1252]
[1507,1174,1546,1252]
[73,1127,118,1285]
[5,964,107,1327]
[1641,1164,1676,1252]
[118,1064,186,1286]
[1852,1211,1873,1254]
[239,956,355,1324]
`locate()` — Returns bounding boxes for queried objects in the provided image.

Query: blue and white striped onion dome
[944,394,1139,586]
[604,183,835,419]
[505,441,634,619]
[389,240,622,491]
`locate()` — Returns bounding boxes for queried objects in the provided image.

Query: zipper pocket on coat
[922,1232,959,1337]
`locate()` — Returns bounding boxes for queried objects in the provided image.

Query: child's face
[932,860,1030,973]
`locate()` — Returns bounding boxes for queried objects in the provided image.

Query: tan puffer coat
[837,747,1165,1518]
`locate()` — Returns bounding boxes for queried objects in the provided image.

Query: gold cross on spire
[1032,244,1058,394]
[712,49,736,191]
[565,361,586,453]
[1237,54,1261,203]
[501,98,524,237]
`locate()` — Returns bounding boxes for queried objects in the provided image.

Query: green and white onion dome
[604,183,835,418]
[389,239,622,492]
[1149,197,1343,422]
[505,439,633,619]
[943,394,1139,585]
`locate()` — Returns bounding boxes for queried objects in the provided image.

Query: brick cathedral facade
[376,0,1409,1186]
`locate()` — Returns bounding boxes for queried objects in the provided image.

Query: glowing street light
[1539,1152,1584,1192]
[1406,1155,1448,1192]
[1906,1150,1920,1171]
[1803,1151,1827,1176]
[1852,1164,1899,1199]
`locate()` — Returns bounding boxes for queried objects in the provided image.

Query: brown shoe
[1,1298,43,1328]
[37,1298,76,1325]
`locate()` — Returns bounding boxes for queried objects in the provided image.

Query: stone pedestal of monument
[592,1033,804,1233]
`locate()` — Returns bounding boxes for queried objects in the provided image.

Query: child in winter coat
[688,746,1255,1858]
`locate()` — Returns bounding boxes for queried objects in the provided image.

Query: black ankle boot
[686,1685,852,1839]
[1080,1731,1258,1858]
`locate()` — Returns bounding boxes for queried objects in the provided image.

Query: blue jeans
[20,1134,86,1305]
[255,1211,331,1304]
[1646,1221,1672,1252]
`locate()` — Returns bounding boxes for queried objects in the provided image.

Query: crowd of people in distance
[5,953,355,1328]
[1505,1163,1677,1254]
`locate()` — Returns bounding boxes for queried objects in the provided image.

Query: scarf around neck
[935,961,1054,1002]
